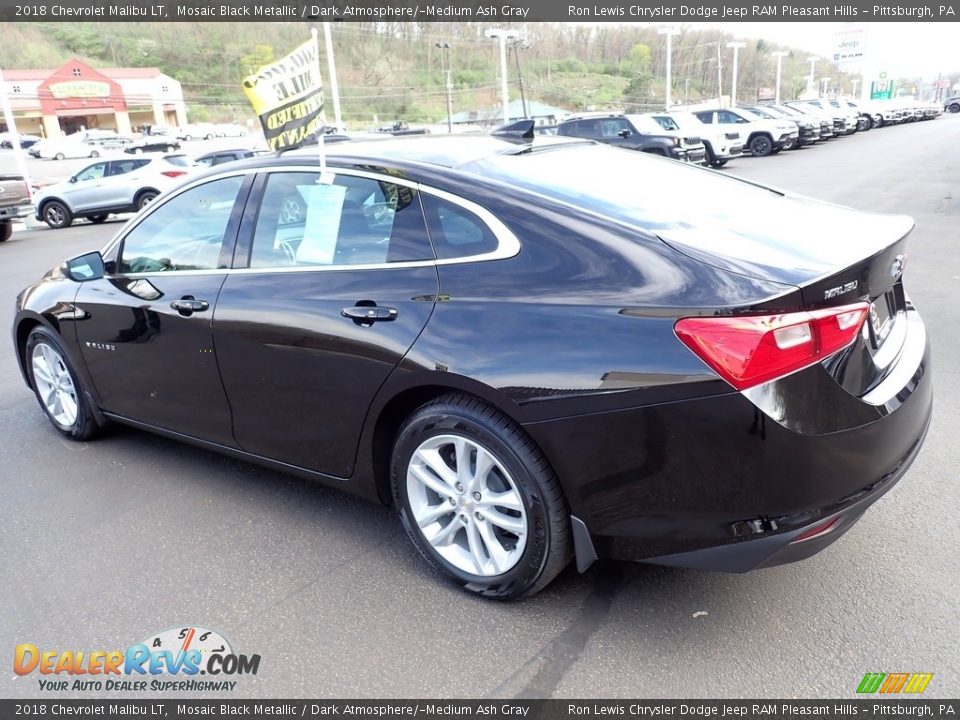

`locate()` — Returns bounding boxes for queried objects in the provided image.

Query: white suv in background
[646,111,744,167]
[33,155,197,229]
[689,107,799,157]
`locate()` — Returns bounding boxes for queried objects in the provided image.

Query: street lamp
[658,26,680,110]
[435,42,453,133]
[726,41,746,106]
[806,56,819,96]
[771,50,789,104]
[484,28,519,124]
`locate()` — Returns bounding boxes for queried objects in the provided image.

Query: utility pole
[658,26,680,111]
[511,38,529,120]
[851,77,859,98]
[485,28,519,124]
[771,50,789,104]
[0,65,32,204]
[716,42,724,107]
[726,41,746,107]
[435,42,453,133]
[322,22,343,130]
[806,56,819,97]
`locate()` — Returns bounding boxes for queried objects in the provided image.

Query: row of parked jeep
[501,97,943,168]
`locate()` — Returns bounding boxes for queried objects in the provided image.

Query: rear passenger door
[212,169,440,478]
[103,158,150,207]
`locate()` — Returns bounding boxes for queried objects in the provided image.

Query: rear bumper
[0,204,31,221]
[530,307,932,574]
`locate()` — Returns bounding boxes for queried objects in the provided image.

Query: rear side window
[248,172,432,268]
[421,194,498,261]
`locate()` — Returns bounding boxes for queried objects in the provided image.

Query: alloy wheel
[45,204,66,227]
[406,434,527,576]
[31,343,79,429]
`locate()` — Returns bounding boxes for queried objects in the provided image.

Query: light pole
[658,26,680,110]
[435,42,453,133]
[485,28,519,124]
[851,78,859,99]
[322,22,343,131]
[510,37,530,119]
[806,56,819,96]
[726,41,746,106]
[771,50,789,104]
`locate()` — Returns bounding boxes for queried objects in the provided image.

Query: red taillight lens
[160,170,186,178]
[674,302,869,390]
[790,515,842,544]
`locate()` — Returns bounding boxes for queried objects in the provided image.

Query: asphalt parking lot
[1,117,957,700]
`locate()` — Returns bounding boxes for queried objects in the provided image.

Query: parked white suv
[33,155,196,229]
[646,111,743,167]
[689,107,799,157]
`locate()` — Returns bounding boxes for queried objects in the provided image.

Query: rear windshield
[460,144,891,274]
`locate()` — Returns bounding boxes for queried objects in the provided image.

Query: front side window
[599,118,631,138]
[108,159,149,177]
[118,175,243,274]
[75,162,107,182]
[248,172,432,269]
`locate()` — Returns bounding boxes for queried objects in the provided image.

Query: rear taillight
[674,302,869,391]
[161,170,186,178]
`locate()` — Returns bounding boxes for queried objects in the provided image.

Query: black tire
[948,103,960,114]
[0,221,12,242]
[391,393,572,600]
[90,215,108,224]
[748,134,774,157]
[54,152,65,161]
[136,191,158,210]
[90,149,100,158]
[24,326,101,441]
[42,200,72,229]
[711,158,728,168]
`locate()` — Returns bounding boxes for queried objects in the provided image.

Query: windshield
[628,115,669,134]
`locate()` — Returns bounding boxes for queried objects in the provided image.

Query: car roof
[278,134,591,170]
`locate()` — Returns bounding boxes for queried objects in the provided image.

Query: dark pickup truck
[0,174,32,242]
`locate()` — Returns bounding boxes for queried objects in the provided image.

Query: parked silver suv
[33,155,196,229]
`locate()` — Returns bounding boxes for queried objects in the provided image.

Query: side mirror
[69,176,77,184]
[61,251,105,282]
[617,129,632,138]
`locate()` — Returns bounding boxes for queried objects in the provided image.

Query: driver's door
[73,174,250,446]
[61,161,109,212]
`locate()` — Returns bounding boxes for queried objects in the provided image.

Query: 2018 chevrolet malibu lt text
[13,136,932,599]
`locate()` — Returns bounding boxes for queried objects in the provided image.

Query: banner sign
[831,23,867,67]
[243,36,324,150]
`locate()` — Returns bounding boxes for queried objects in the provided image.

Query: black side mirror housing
[618,129,632,138]
[62,251,105,282]
[69,176,77,183]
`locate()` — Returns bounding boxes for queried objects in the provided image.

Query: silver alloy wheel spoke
[31,343,78,428]
[406,434,528,577]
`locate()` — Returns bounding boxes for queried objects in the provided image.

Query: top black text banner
[4,0,960,22]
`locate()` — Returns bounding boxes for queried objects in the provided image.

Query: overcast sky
[689,22,957,78]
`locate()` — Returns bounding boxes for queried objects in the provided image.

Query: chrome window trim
[101,164,520,278]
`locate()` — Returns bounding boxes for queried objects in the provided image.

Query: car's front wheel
[392,394,571,600]
[0,221,12,242]
[25,326,100,440]
[89,215,108,224]
[749,134,774,157]
[949,103,960,113]
[42,201,72,229]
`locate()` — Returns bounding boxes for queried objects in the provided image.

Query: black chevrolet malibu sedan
[13,136,931,599]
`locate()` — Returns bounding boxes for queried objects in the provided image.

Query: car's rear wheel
[392,394,571,600]
[749,134,774,157]
[0,221,12,242]
[54,152,65,161]
[90,150,100,158]
[166,145,176,152]
[90,215,108,224]
[136,191,158,210]
[134,147,143,154]
[42,201,72,229]
[25,326,100,440]
[949,103,960,113]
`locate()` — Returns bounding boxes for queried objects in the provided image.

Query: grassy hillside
[0,21,871,127]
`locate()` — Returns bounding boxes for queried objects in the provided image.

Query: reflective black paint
[13,138,933,573]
